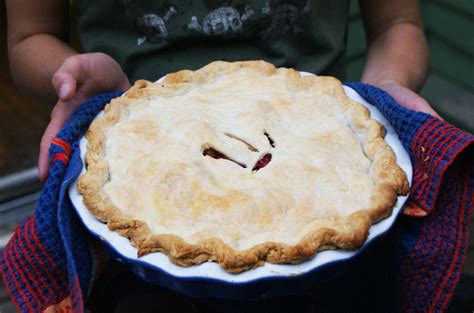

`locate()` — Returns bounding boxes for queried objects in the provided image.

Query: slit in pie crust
[77,60,409,273]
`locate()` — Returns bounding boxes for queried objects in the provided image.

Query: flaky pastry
[78,60,409,273]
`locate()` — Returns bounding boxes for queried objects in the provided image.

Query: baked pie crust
[78,61,409,273]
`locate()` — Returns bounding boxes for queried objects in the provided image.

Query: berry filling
[203,147,247,168]
[265,132,275,148]
[203,132,274,171]
[252,153,272,172]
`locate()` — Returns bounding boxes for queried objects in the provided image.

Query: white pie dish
[68,74,412,299]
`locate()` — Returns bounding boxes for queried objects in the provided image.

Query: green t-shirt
[75,0,349,82]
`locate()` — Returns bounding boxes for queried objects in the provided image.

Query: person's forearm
[8,34,76,104]
[361,22,429,92]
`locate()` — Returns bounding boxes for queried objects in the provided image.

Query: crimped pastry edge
[77,60,409,274]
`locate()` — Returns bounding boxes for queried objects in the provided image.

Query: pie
[77,60,409,273]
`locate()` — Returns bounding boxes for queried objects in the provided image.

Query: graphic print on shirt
[187,0,311,38]
[259,0,311,39]
[136,7,177,45]
[187,5,254,36]
[126,1,312,45]
[123,0,177,45]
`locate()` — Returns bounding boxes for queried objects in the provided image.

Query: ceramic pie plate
[68,73,412,299]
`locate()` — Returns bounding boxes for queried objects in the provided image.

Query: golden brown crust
[77,60,409,273]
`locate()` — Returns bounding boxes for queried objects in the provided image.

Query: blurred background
[0,1,473,311]
[346,0,474,132]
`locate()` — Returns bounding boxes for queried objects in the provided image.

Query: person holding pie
[4,1,446,312]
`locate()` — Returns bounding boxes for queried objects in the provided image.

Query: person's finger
[51,56,90,101]
[395,90,439,118]
[402,200,427,217]
[380,83,441,118]
[38,101,76,181]
[38,125,54,182]
[51,71,77,102]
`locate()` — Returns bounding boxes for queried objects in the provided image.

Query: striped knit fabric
[1,85,473,312]
[347,83,474,312]
[1,92,122,313]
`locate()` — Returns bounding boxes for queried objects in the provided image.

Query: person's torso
[74,0,349,82]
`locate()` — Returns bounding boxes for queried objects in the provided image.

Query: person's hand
[376,81,440,217]
[39,53,131,181]
[377,81,440,118]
